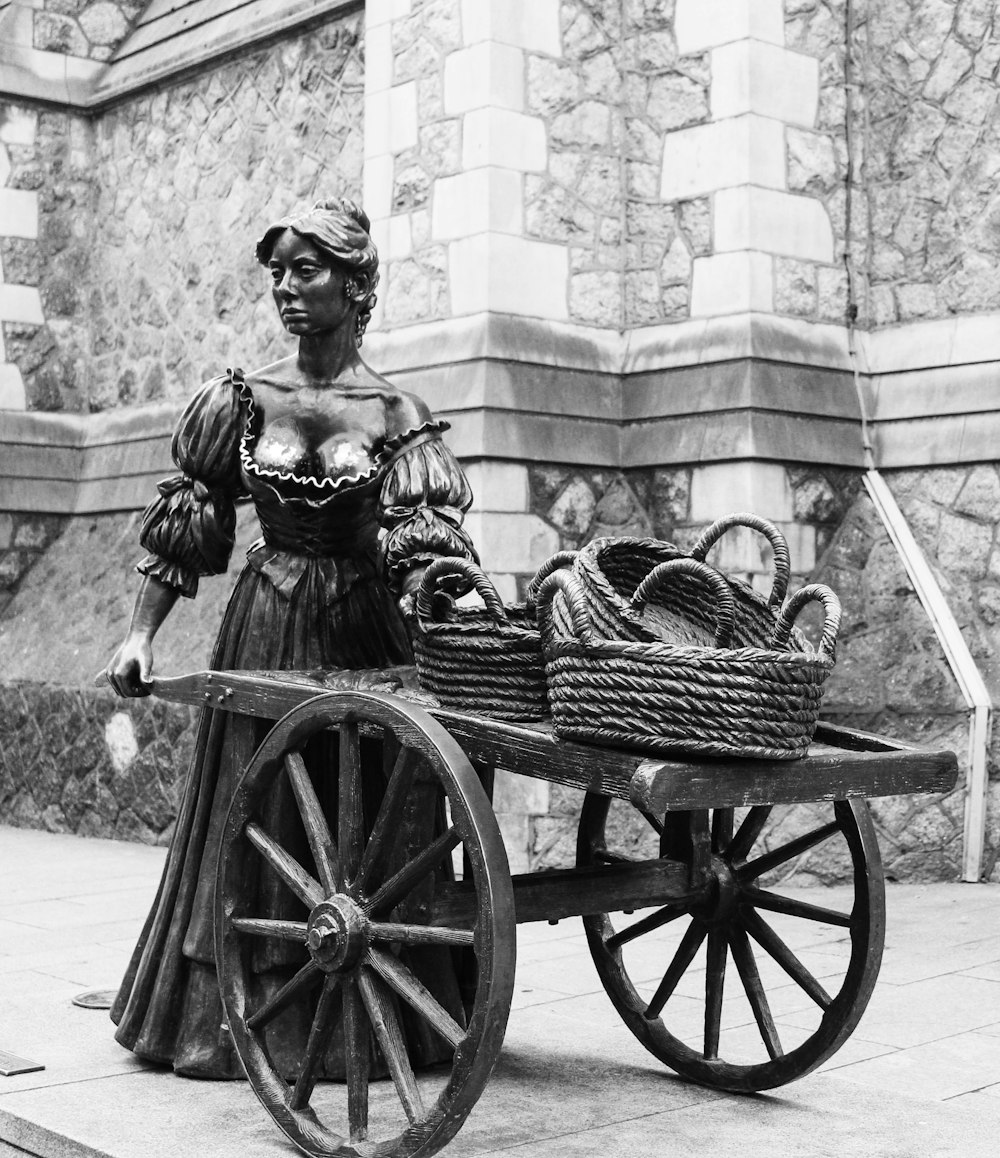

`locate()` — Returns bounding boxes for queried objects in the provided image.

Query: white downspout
[862,472,992,882]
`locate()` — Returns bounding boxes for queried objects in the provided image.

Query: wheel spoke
[290,975,343,1110]
[246,960,323,1031]
[645,918,707,1020]
[711,808,734,853]
[726,806,772,864]
[369,921,475,949]
[342,977,369,1142]
[367,946,466,1049]
[729,923,783,1060]
[742,885,852,928]
[704,926,727,1060]
[737,821,840,883]
[365,827,461,916]
[246,822,324,909]
[232,918,308,943]
[356,745,420,893]
[285,750,339,895]
[338,721,364,885]
[606,903,688,950]
[358,968,425,1125]
[641,810,664,836]
[743,908,832,1009]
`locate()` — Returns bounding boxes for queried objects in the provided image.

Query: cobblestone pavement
[0,826,998,1158]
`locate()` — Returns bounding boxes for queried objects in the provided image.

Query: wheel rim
[578,796,885,1092]
[217,691,515,1157]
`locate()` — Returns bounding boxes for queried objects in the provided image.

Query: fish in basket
[535,557,842,760]
[412,553,575,719]
[570,511,805,649]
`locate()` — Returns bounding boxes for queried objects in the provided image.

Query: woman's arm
[104,576,179,698]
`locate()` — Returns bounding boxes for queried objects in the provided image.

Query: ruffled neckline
[227,367,447,505]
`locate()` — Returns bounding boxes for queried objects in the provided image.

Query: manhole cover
[72,989,117,1010]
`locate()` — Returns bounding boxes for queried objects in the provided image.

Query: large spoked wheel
[217,691,515,1158]
[578,797,885,1092]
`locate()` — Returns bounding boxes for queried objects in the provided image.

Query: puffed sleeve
[135,373,248,598]
[378,420,479,596]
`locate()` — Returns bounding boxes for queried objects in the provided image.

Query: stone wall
[33,0,141,61]
[784,0,1000,328]
[0,11,364,413]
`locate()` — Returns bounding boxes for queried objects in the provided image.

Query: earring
[344,277,358,300]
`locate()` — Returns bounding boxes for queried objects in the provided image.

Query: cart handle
[630,557,736,649]
[690,512,791,610]
[524,550,578,611]
[535,568,597,647]
[415,557,509,625]
[772,583,842,660]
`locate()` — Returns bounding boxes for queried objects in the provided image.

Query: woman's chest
[249,387,389,483]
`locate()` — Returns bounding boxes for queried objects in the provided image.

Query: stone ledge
[0,0,361,109]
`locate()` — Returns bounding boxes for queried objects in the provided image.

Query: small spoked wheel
[578,796,885,1092]
[217,691,515,1158]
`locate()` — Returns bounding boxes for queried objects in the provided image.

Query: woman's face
[268,229,352,337]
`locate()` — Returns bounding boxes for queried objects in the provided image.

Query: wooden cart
[152,666,957,1158]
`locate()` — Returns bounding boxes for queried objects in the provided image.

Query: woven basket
[537,558,841,761]
[412,553,574,720]
[574,512,803,650]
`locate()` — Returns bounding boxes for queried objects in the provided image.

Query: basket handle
[690,512,791,609]
[771,583,842,659]
[415,557,508,626]
[534,568,595,646]
[524,550,578,610]
[630,557,736,648]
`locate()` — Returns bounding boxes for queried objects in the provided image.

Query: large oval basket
[537,558,841,761]
[575,512,803,649]
[412,554,574,720]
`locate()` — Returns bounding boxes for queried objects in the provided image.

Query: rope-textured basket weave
[537,558,841,761]
[412,553,575,720]
[574,512,804,650]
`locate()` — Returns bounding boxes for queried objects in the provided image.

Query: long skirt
[111,560,466,1078]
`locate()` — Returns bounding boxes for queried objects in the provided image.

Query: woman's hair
[255,198,380,344]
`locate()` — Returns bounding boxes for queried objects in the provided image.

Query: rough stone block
[460,0,561,55]
[431,167,523,240]
[465,461,529,512]
[493,767,550,816]
[461,107,547,171]
[0,188,39,240]
[714,187,834,263]
[462,510,561,572]
[675,0,785,54]
[444,41,524,114]
[661,115,785,200]
[711,41,820,127]
[449,232,569,318]
[690,251,773,316]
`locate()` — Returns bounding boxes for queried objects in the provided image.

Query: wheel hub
[306,897,368,972]
[692,856,740,925]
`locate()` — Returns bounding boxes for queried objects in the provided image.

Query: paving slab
[0,828,999,1157]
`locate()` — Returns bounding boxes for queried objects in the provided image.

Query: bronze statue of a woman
[103,198,478,1078]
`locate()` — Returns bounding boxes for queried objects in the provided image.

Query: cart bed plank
[149,669,959,807]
